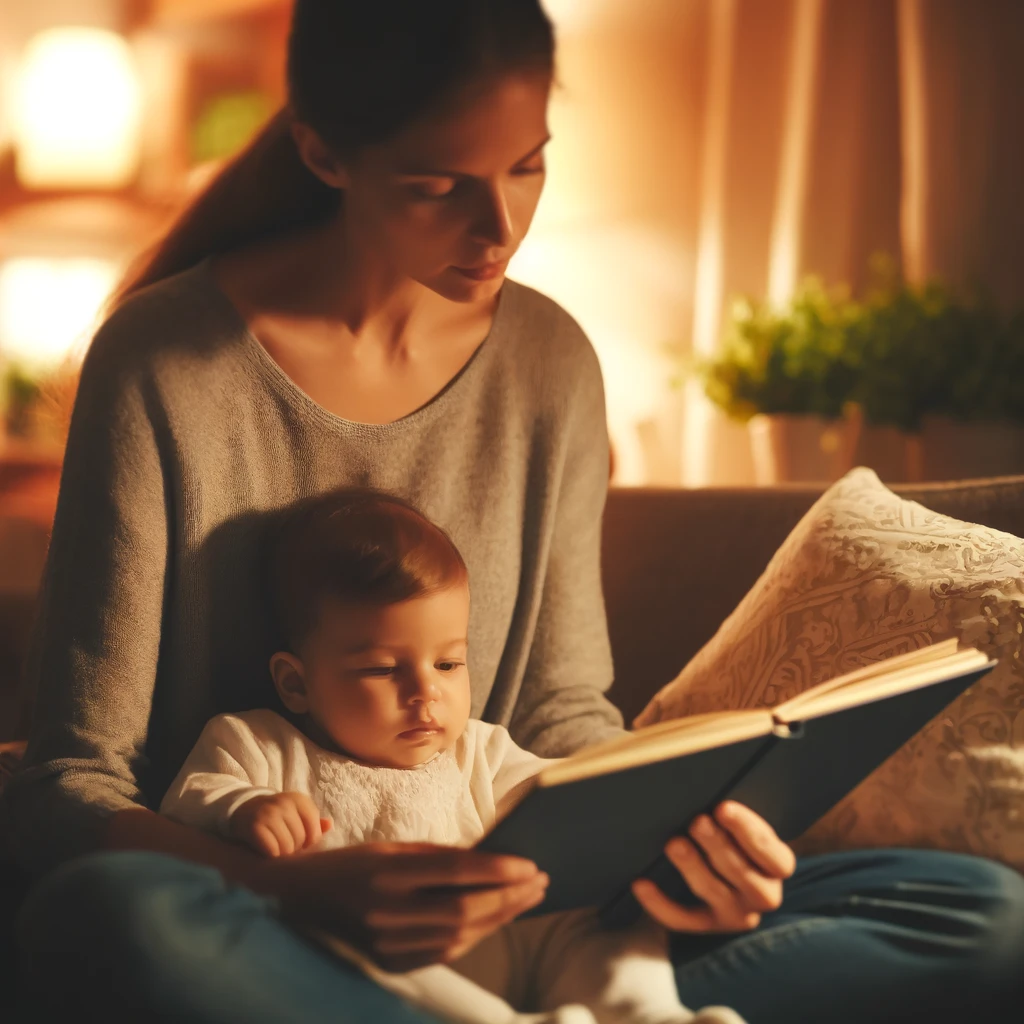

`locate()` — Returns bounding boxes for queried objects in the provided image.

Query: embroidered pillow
[634,468,1024,870]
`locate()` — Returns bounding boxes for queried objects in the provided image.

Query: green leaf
[688,257,1024,426]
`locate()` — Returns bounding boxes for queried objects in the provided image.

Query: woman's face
[303,70,552,303]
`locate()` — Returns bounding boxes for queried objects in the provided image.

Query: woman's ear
[270,652,311,714]
[291,120,351,189]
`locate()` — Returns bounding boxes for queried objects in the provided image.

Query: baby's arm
[159,713,329,856]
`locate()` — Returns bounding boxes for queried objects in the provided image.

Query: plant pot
[920,417,1024,481]
[854,425,924,483]
[748,410,862,485]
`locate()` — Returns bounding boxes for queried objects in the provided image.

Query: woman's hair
[268,488,468,653]
[110,0,555,310]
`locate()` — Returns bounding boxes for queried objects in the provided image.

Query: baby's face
[298,583,472,768]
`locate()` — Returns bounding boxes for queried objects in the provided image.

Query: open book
[477,640,995,920]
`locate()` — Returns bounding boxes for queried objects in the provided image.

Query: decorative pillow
[634,467,1024,870]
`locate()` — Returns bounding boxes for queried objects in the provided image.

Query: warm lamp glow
[13,28,143,190]
[0,257,119,372]
[510,222,690,484]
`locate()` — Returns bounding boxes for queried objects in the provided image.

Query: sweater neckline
[192,255,513,438]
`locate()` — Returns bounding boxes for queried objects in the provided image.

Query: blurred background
[0,0,1020,562]
[0,0,1022,493]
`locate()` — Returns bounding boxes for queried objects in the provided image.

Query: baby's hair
[268,488,468,652]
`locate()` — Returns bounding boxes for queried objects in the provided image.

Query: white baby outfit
[161,710,745,1024]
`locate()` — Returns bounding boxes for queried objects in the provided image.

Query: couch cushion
[602,475,1024,724]
[631,467,1024,870]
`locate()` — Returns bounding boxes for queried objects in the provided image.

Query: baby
[161,488,744,1024]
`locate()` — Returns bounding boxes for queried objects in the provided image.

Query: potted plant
[699,279,863,484]
[850,265,1024,480]
[698,260,1024,485]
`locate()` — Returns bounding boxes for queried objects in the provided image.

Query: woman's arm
[105,808,553,971]
[105,806,267,883]
[508,336,625,758]
[3,308,171,874]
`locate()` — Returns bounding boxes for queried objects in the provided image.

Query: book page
[549,709,767,775]
[536,710,775,787]
[770,638,960,717]
[773,647,991,723]
[533,641,980,787]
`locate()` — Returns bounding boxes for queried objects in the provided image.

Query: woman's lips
[453,261,504,281]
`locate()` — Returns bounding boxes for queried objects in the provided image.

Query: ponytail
[48,1,554,434]
[108,108,338,313]
[42,109,335,435]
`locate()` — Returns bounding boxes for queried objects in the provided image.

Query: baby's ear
[269,652,310,714]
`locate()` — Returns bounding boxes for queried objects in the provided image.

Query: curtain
[526,0,1024,485]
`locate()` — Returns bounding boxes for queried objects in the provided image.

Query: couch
[2,474,1023,1003]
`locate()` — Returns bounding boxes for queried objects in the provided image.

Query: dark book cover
[726,667,992,840]
[599,663,994,928]
[477,734,773,916]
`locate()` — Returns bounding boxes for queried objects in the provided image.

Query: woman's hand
[253,841,549,971]
[632,801,796,933]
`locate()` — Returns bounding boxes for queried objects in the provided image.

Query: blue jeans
[15,848,1024,1024]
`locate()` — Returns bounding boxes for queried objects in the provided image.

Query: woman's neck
[216,213,493,360]
[209,214,503,424]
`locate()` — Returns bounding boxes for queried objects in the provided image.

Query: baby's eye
[361,666,396,677]
[437,661,463,673]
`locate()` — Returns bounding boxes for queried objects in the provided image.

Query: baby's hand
[230,792,333,857]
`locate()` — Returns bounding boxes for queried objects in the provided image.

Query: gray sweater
[3,259,625,874]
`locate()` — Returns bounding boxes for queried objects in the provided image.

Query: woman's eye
[408,180,459,200]
[361,666,396,677]
[407,166,541,201]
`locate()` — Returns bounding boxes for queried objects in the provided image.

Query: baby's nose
[409,673,442,703]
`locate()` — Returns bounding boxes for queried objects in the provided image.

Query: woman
[7,2,1024,1022]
